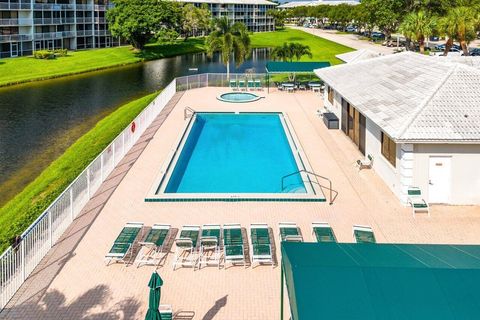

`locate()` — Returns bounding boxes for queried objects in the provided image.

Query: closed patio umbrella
[145,271,164,320]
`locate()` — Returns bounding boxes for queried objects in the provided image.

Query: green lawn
[0,92,158,252]
[0,29,352,87]
[250,28,353,65]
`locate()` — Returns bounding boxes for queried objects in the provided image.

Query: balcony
[33,3,75,10]
[94,30,110,36]
[76,4,93,10]
[76,17,93,23]
[33,17,76,25]
[76,30,93,36]
[0,2,31,10]
[0,18,33,26]
[0,34,33,42]
[94,17,105,23]
[34,31,62,40]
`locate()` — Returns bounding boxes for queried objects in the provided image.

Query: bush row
[34,49,68,59]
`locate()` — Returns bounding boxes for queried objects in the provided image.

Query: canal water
[0,48,270,206]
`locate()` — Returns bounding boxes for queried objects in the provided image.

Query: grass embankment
[0,38,206,87]
[0,92,158,252]
[250,28,353,65]
[0,29,352,87]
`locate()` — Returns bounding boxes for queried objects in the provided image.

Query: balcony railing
[76,17,93,23]
[33,3,75,10]
[0,2,31,10]
[34,31,63,40]
[94,30,110,36]
[76,30,93,36]
[0,18,33,26]
[0,34,33,42]
[94,17,105,23]
[76,4,93,10]
[33,17,76,25]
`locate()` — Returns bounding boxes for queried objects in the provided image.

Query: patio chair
[172,225,200,270]
[247,79,255,91]
[407,187,430,218]
[136,224,170,268]
[278,222,303,242]
[159,305,173,320]
[254,79,262,91]
[353,225,376,244]
[276,82,284,91]
[356,154,373,170]
[312,222,337,243]
[223,224,246,268]
[229,79,238,91]
[105,222,143,265]
[238,80,246,91]
[198,224,222,269]
[250,224,274,267]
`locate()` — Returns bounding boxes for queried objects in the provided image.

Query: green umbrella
[145,271,164,320]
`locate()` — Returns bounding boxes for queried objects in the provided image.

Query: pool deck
[2,87,480,319]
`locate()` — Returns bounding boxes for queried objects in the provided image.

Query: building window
[381,132,396,167]
[328,86,334,104]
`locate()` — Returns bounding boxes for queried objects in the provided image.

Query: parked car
[346,25,357,33]
[370,32,385,40]
[469,48,480,56]
[429,36,440,42]
[434,43,461,52]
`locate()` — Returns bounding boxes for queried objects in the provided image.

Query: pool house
[316,52,480,205]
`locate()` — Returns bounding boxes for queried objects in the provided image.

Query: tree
[181,4,211,40]
[107,0,182,49]
[439,6,478,55]
[205,18,251,77]
[267,9,287,29]
[399,10,436,53]
[271,42,312,62]
[361,0,404,40]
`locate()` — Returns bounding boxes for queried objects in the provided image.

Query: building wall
[413,144,480,205]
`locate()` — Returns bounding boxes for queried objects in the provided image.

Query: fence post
[206,73,209,87]
[100,153,104,182]
[186,76,189,91]
[21,240,26,283]
[87,168,91,199]
[70,188,74,222]
[48,211,52,248]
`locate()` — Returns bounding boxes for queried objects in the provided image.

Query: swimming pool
[148,112,324,201]
[217,92,262,103]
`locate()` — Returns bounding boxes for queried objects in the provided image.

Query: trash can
[322,112,339,129]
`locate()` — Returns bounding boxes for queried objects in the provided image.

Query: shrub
[54,49,68,57]
[34,50,55,59]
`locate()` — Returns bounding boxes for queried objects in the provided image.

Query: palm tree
[205,17,251,77]
[399,11,436,54]
[271,42,312,62]
[439,6,477,56]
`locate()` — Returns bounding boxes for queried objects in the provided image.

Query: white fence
[0,79,177,310]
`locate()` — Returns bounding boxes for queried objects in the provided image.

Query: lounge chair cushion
[179,230,199,247]
[144,228,169,247]
[354,230,376,244]
[280,227,299,241]
[251,228,271,256]
[314,227,336,243]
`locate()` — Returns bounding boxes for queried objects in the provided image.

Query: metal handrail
[281,170,336,205]
[184,106,196,120]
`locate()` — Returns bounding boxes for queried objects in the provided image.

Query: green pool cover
[266,61,331,73]
[281,242,480,320]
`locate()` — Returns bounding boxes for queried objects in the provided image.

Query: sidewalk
[293,26,395,55]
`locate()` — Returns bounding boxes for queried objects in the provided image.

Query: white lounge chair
[278,222,303,242]
[223,224,246,268]
[250,223,274,267]
[136,224,170,268]
[353,225,376,243]
[356,154,373,170]
[198,224,222,269]
[172,225,200,270]
[159,304,173,320]
[105,222,144,265]
[407,187,430,217]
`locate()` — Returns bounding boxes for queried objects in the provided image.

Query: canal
[0,48,270,206]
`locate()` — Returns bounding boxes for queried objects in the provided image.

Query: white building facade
[316,52,480,205]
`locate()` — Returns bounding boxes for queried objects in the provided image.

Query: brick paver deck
[2,88,479,319]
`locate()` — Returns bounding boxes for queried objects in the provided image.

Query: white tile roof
[336,49,382,63]
[176,0,276,5]
[315,52,480,143]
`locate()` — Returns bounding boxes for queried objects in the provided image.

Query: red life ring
[131,121,136,133]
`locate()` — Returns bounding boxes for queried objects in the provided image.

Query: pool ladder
[184,106,196,120]
[281,170,337,205]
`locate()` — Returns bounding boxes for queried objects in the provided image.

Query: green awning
[281,242,480,320]
[266,61,330,73]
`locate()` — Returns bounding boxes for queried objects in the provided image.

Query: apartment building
[178,0,276,32]
[0,0,119,58]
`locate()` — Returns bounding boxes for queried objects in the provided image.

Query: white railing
[0,79,177,310]
[175,73,269,91]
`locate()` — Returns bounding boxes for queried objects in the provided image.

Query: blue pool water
[163,113,307,193]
